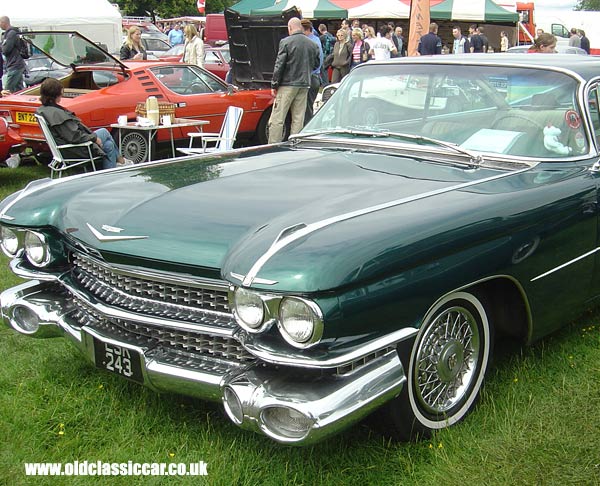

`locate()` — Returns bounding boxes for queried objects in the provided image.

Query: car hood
[22,31,127,72]
[0,145,530,291]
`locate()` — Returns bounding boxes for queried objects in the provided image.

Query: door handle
[589,160,600,174]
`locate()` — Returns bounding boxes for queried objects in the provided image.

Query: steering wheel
[491,113,545,131]
[182,82,204,95]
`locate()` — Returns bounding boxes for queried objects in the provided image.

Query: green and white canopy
[431,0,518,23]
[229,0,275,15]
[250,0,348,19]
[347,0,409,19]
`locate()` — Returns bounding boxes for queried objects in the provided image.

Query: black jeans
[304,73,322,125]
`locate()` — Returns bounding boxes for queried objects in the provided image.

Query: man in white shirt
[452,26,469,54]
[369,25,397,61]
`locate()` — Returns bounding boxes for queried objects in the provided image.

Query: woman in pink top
[350,28,369,68]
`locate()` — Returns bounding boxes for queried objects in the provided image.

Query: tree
[114,0,237,17]
[115,0,198,19]
[208,0,236,14]
[575,0,600,10]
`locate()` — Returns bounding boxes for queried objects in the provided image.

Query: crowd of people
[320,19,407,84]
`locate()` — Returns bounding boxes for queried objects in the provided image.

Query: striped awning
[229,0,275,15]
[251,0,348,19]
[347,0,410,19]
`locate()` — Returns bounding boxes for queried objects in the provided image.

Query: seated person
[36,78,131,169]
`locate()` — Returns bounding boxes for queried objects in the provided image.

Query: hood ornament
[86,223,148,242]
[101,224,124,233]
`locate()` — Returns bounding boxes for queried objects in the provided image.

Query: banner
[197,0,205,14]
[408,0,430,56]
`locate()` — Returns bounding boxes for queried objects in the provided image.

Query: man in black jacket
[417,23,442,56]
[0,16,26,92]
[267,17,320,144]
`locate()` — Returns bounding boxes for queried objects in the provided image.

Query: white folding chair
[35,114,101,178]
[178,106,243,156]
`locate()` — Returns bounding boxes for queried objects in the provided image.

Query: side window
[551,23,569,39]
[153,66,210,95]
[588,85,600,141]
[145,38,170,53]
[192,67,225,92]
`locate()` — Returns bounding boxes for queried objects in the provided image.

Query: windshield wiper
[290,128,484,167]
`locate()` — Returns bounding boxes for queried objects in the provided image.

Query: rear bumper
[1,279,408,445]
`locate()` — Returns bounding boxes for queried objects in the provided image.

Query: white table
[111,118,209,162]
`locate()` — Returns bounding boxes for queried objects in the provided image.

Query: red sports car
[0,32,274,163]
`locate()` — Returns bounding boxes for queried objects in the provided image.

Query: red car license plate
[93,340,143,383]
[15,111,37,125]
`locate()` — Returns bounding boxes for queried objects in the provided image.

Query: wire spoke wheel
[414,306,480,414]
[383,291,493,440]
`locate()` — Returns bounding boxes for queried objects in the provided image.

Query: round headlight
[0,226,20,257]
[233,288,265,330]
[278,297,323,347]
[24,231,50,267]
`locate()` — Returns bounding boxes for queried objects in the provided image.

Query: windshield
[22,32,123,69]
[305,64,587,159]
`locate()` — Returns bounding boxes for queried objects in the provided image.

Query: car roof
[374,54,600,82]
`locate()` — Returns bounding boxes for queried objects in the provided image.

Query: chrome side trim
[242,167,532,286]
[241,326,418,368]
[530,247,600,282]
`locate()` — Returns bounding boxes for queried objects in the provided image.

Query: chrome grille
[72,297,254,366]
[71,252,234,329]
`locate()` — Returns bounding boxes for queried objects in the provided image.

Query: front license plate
[15,111,37,125]
[93,340,143,383]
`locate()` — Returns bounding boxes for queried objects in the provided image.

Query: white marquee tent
[2,0,122,53]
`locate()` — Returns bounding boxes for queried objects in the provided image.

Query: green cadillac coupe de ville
[2,54,600,444]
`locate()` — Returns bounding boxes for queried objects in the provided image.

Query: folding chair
[178,106,244,156]
[35,114,102,178]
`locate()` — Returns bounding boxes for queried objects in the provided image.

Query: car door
[150,64,237,135]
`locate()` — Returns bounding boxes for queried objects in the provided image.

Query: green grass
[1,167,600,485]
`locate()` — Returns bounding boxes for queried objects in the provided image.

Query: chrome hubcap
[415,306,480,414]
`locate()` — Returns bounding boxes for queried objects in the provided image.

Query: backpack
[17,34,31,59]
[322,32,335,57]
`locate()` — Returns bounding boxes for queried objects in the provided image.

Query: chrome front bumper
[1,280,407,445]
